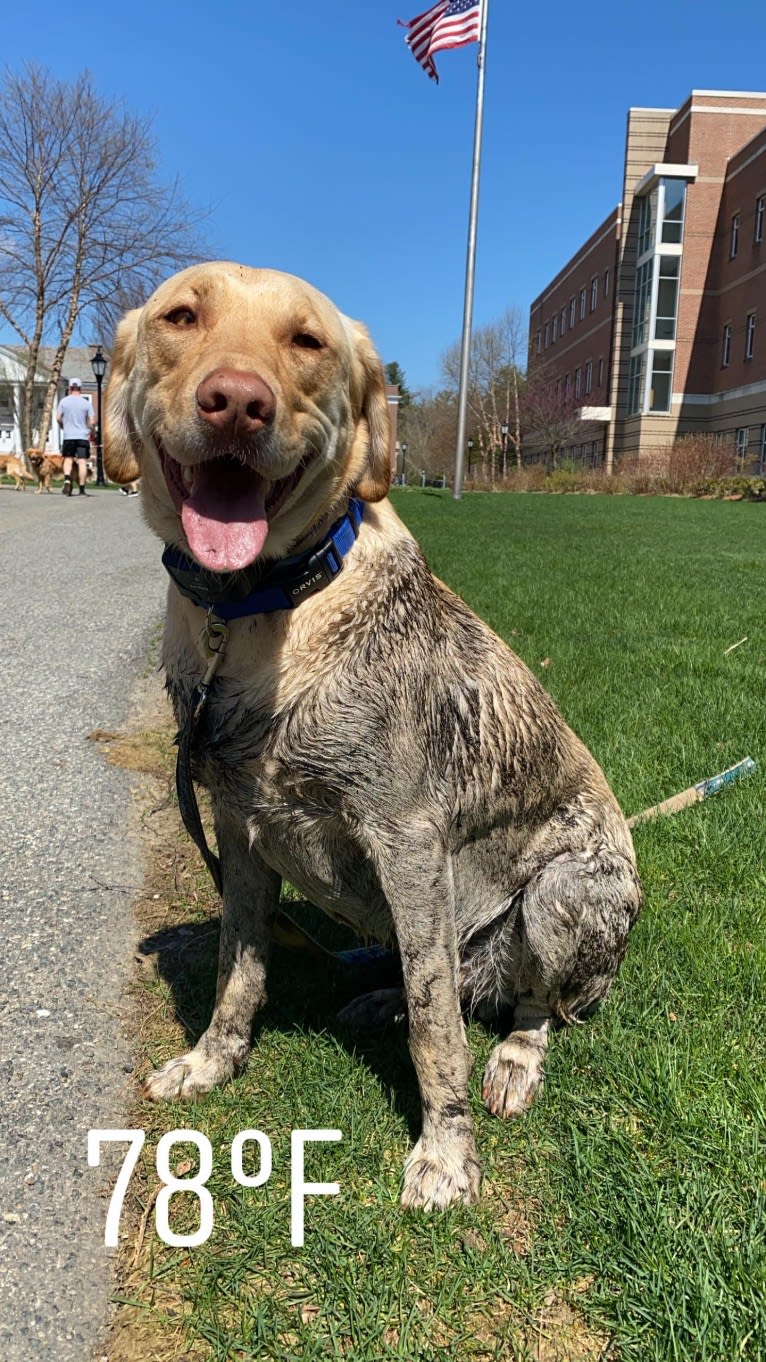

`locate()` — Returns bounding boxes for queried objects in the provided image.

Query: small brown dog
[0,454,36,490]
[27,449,66,493]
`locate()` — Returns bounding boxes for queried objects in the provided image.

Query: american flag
[400,0,481,83]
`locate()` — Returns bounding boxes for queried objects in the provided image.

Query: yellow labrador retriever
[104,262,641,1210]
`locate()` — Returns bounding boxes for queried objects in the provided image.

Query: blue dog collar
[162,497,364,619]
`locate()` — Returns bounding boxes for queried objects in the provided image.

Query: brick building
[528,90,766,471]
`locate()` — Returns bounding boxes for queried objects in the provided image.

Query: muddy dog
[0,454,36,490]
[103,263,641,1210]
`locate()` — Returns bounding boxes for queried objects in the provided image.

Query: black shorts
[63,440,90,460]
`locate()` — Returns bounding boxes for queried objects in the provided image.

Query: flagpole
[453,0,489,501]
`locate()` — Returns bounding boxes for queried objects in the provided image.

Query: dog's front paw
[482,1037,544,1118]
[400,1137,481,1210]
[142,1047,241,1102]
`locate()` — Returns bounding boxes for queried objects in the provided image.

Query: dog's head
[104,262,392,571]
[26,449,44,469]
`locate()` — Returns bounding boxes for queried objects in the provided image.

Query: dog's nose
[196,368,276,439]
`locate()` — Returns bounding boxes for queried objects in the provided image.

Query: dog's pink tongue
[181,461,269,571]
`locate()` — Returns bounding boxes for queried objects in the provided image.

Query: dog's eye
[292,332,323,351]
[165,307,196,327]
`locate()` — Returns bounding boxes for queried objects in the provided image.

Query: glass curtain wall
[628,178,686,414]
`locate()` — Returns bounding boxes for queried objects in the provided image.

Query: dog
[104,262,641,1210]
[27,449,66,493]
[0,453,36,490]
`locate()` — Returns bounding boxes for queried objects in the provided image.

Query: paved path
[0,486,167,1361]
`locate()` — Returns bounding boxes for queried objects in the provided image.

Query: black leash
[174,612,228,896]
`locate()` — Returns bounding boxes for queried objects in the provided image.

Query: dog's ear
[348,321,392,503]
[103,308,142,484]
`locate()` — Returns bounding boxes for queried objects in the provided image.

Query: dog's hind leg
[143,818,280,1102]
[482,844,641,1120]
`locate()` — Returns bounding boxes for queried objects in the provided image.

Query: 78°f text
[87,1127,342,1248]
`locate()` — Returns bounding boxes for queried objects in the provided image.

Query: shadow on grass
[137,905,436,1140]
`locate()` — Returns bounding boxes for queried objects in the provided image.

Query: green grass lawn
[117,491,766,1362]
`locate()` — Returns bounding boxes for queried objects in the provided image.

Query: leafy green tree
[384,361,413,410]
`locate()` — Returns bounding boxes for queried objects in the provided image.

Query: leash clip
[190,613,229,722]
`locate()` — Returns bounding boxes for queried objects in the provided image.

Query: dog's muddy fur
[104,262,641,1209]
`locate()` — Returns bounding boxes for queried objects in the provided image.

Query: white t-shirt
[57,393,93,441]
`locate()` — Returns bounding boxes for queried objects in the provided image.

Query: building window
[632,259,653,347]
[536,329,542,355]
[579,287,586,320]
[756,195,765,245]
[604,267,610,298]
[552,314,558,343]
[584,360,592,395]
[760,424,766,473]
[574,367,581,399]
[661,179,686,244]
[628,353,646,415]
[731,212,740,258]
[544,321,550,349]
[649,351,673,413]
[746,311,756,360]
[560,307,566,335]
[598,357,605,387]
[569,297,576,328]
[655,256,680,340]
[565,373,571,398]
[638,193,656,257]
[722,323,732,367]
[590,276,598,311]
[735,427,749,465]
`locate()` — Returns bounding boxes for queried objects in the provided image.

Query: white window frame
[574,366,581,399]
[569,297,576,328]
[598,357,605,387]
[722,323,731,368]
[536,329,542,355]
[544,321,550,349]
[560,307,566,335]
[552,314,558,343]
[735,427,749,463]
[745,311,756,360]
[579,287,586,320]
[730,212,740,259]
[604,267,610,298]
[584,360,592,395]
[590,276,598,312]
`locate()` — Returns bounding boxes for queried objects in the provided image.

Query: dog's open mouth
[159,448,306,572]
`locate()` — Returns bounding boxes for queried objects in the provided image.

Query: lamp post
[90,346,108,485]
[400,441,408,485]
[501,421,509,479]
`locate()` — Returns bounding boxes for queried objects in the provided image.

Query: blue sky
[5,0,766,390]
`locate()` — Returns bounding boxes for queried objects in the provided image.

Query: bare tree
[441,308,526,483]
[0,64,205,449]
[522,370,586,469]
[398,388,457,482]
